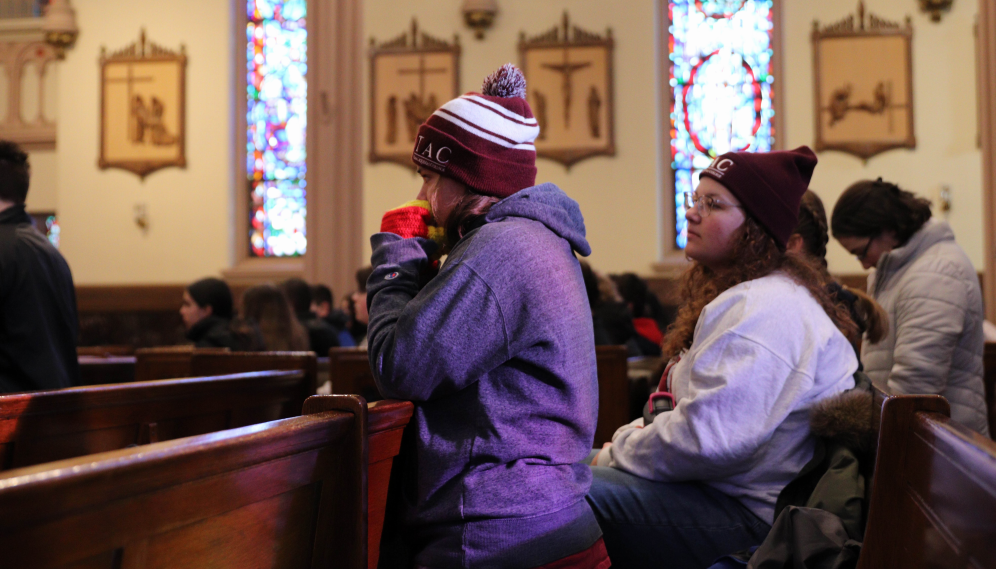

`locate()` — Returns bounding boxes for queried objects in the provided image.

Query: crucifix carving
[518,11,615,167]
[541,50,591,128]
[105,64,154,143]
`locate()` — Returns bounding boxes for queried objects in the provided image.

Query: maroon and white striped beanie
[411,64,539,199]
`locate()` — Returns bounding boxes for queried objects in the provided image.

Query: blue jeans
[586,466,771,569]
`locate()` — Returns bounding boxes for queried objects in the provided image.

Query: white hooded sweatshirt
[605,273,858,523]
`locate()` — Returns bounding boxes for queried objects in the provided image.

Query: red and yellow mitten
[380,200,446,246]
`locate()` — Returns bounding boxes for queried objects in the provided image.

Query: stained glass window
[668,0,775,249]
[247,0,307,257]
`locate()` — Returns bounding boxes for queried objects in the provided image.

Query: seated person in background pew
[367,65,606,568]
[831,179,989,436]
[587,147,859,569]
[241,284,309,351]
[0,140,80,393]
[788,190,888,363]
[281,278,340,355]
[347,266,372,348]
[310,283,355,347]
[181,277,241,350]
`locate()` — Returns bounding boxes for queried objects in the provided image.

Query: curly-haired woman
[831,179,988,435]
[586,147,859,569]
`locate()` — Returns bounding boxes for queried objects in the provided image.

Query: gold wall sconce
[918,0,953,22]
[462,0,498,40]
[42,0,79,58]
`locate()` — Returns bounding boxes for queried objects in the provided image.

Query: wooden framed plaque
[519,12,615,168]
[99,29,186,179]
[812,2,915,161]
[369,19,460,169]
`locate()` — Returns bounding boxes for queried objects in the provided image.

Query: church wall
[41,0,983,286]
[361,0,661,276]
[53,0,233,284]
[25,149,57,212]
[785,0,983,274]
[363,0,984,277]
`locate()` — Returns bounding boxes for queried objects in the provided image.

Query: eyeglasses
[683,191,743,217]
[854,237,875,261]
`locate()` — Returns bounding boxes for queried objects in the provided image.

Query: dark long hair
[795,191,830,268]
[830,178,932,244]
[793,190,889,344]
[662,216,859,360]
[444,191,500,251]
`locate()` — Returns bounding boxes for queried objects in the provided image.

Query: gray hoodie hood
[485,182,592,256]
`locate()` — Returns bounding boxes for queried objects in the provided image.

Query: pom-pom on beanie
[698,146,818,249]
[411,63,539,199]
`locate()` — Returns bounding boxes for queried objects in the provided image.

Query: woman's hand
[593,443,613,467]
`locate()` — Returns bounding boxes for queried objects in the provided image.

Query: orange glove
[380,200,446,246]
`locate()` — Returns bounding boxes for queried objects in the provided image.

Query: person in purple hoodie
[366,64,608,569]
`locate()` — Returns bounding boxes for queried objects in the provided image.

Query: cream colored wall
[54,0,232,284]
[361,0,660,275]
[25,149,57,212]
[363,0,985,277]
[785,0,983,274]
[39,0,983,284]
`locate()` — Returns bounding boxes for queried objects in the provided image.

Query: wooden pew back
[982,341,996,438]
[306,396,414,569]
[189,351,318,412]
[329,347,381,402]
[0,370,307,471]
[595,345,629,446]
[858,388,976,568]
[78,355,137,386]
[133,346,229,382]
[0,398,368,569]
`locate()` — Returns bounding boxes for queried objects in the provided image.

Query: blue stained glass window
[247,0,307,257]
[669,0,775,249]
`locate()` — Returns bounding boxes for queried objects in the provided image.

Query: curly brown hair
[662,216,859,360]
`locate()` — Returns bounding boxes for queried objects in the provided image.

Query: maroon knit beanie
[698,146,818,249]
[411,64,538,199]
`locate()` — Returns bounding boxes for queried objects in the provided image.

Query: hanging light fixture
[462,0,498,40]
[918,0,953,22]
[42,0,79,59]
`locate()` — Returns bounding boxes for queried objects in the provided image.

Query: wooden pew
[133,345,229,381]
[329,346,631,446]
[0,370,308,471]
[306,396,414,569]
[0,395,371,569]
[188,351,319,412]
[595,345,629,446]
[0,395,413,569]
[134,349,318,407]
[858,389,996,568]
[329,347,381,402]
[983,341,996,438]
[78,355,136,386]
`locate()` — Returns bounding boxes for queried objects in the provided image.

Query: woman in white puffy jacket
[586,147,860,569]
[831,178,989,436]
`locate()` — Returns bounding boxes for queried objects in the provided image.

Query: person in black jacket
[281,278,339,356]
[181,277,247,350]
[0,140,80,393]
